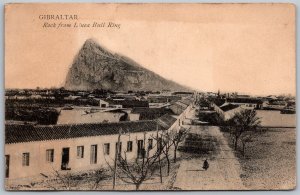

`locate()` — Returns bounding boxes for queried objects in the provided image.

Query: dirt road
[173,108,247,190]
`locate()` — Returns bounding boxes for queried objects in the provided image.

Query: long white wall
[5,130,162,180]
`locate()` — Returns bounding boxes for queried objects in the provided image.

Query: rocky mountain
[65,39,190,92]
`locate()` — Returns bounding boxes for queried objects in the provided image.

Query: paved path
[173,108,247,190]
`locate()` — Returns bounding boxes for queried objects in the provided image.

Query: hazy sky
[5,3,295,95]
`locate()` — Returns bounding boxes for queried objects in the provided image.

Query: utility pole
[157,123,163,183]
[113,128,122,190]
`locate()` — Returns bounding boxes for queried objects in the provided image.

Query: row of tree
[5,106,60,125]
[108,127,189,190]
[219,109,262,156]
[37,126,190,191]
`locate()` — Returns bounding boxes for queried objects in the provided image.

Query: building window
[148,139,153,149]
[104,143,110,155]
[77,146,84,158]
[5,155,10,178]
[90,145,97,164]
[127,141,133,152]
[46,149,54,163]
[22,153,30,166]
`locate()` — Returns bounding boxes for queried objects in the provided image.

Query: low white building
[5,118,177,181]
[263,100,287,110]
[226,98,263,109]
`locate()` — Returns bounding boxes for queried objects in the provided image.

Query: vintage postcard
[4,3,296,191]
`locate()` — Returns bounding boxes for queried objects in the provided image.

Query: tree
[240,127,266,157]
[105,132,164,190]
[152,131,174,176]
[161,136,173,175]
[230,109,261,151]
[169,127,190,163]
[91,168,109,190]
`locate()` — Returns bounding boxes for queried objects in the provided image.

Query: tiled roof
[175,101,188,108]
[212,98,226,107]
[147,95,181,103]
[169,100,190,115]
[172,92,193,95]
[178,98,192,106]
[268,100,287,105]
[227,98,263,104]
[5,120,168,144]
[131,107,173,114]
[131,107,174,120]
[219,104,240,112]
[157,114,177,129]
[106,100,149,108]
[169,104,185,115]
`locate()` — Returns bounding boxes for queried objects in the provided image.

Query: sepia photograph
[4,3,296,191]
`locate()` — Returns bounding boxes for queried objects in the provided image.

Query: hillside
[65,39,190,92]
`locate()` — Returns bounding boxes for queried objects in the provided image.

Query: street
[173,107,247,190]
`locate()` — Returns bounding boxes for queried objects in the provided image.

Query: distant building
[160,90,172,96]
[106,100,149,108]
[214,103,243,121]
[149,102,171,108]
[206,92,218,97]
[129,107,174,121]
[94,98,110,108]
[263,100,287,110]
[110,93,138,101]
[226,98,263,109]
[172,92,193,97]
[266,95,278,100]
[147,95,181,103]
[211,98,226,110]
[57,107,127,124]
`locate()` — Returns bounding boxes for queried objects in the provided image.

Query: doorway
[137,140,144,158]
[61,148,70,170]
[5,155,9,178]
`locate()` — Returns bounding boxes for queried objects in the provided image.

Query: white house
[5,119,176,181]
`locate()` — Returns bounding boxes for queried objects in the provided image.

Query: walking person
[202,159,209,171]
